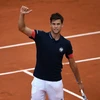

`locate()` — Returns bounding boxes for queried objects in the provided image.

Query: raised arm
[18,6,33,37]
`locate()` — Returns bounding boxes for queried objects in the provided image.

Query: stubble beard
[52,29,61,34]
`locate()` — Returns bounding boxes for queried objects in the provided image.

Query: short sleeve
[29,30,43,41]
[65,41,73,59]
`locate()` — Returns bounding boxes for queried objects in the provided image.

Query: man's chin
[53,31,60,34]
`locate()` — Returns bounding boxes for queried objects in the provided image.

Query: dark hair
[50,13,64,24]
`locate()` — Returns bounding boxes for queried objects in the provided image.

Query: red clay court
[0,0,100,100]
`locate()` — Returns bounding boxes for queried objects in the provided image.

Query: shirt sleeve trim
[31,30,36,38]
[68,54,73,58]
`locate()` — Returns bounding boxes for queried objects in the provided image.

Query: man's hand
[78,82,84,92]
[20,6,32,14]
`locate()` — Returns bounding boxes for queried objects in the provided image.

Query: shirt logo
[59,47,64,52]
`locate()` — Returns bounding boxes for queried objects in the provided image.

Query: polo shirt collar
[49,32,61,42]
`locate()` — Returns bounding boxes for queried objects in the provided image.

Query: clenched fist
[20,6,32,14]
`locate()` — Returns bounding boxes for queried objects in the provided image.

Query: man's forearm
[69,58,82,84]
[18,13,26,32]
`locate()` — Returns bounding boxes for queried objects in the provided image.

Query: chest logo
[59,47,64,52]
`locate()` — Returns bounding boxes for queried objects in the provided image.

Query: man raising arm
[18,6,86,100]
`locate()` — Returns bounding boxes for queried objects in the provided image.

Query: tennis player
[18,6,84,100]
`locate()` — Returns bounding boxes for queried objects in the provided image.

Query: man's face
[50,19,63,34]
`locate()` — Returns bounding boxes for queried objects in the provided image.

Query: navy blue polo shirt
[30,30,73,81]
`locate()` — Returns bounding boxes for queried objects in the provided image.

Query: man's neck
[50,32,60,41]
